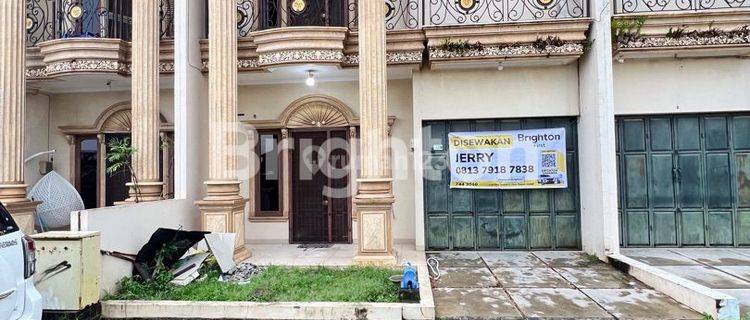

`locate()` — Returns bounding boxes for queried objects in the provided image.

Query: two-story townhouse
[0,0,748,268]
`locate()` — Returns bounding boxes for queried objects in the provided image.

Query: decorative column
[353,0,397,265]
[97,134,107,207]
[280,129,291,219]
[0,1,40,234]
[127,0,164,202]
[578,0,620,258]
[196,0,249,261]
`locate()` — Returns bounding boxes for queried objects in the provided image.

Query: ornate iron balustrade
[424,0,586,25]
[26,0,175,47]
[235,0,421,37]
[234,0,586,36]
[615,0,749,14]
[237,0,352,37]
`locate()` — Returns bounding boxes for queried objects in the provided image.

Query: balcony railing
[26,0,175,47]
[424,0,586,25]
[615,0,749,14]
[233,0,585,37]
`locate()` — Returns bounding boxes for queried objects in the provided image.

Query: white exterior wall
[614,58,750,115]
[412,66,580,120]
[411,66,581,250]
[25,92,52,187]
[237,79,416,244]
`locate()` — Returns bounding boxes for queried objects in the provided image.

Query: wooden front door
[291,129,351,243]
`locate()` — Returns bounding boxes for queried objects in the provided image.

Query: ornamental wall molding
[616,33,750,49]
[258,49,345,66]
[200,50,424,71]
[45,59,129,77]
[429,42,585,59]
[26,61,176,80]
[342,51,423,65]
[25,38,175,80]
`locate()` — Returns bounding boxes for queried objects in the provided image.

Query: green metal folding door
[617,114,750,247]
[423,117,580,250]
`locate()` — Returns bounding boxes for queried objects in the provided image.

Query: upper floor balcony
[612,0,750,60]
[25,0,175,81]
[25,0,592,82]
[203,0,590,71]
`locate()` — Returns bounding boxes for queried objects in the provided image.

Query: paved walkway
[243,243,425,266]
[428,251,702,320]
[623,247,750,317]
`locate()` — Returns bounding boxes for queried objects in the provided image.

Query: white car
[0,203,42,320]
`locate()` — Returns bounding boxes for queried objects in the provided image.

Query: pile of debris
[105,228,263,286]
[219,262,264,284]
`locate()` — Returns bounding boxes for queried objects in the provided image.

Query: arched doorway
[59,102,173,208]
[282,96,357,243]
[247,95,396,244]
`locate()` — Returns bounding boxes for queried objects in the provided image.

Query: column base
[234,246,252,262]
[353,253,399,266]
[354,178,396,265]
[196,183,249,263]
[4,200,41,235]
[124,181,165,203]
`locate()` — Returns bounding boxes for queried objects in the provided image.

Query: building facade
[1,0,748,263]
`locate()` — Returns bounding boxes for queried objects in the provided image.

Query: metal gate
[423,118,580,250]
[617,114,750,247]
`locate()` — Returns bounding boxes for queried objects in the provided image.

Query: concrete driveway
[428,251,702,320]
[623,247,750,317]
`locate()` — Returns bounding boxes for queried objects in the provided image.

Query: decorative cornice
[159,62,175,73]
[26,61,176,79]
[617,33,750,49]
[238,58,260,70]
[201,50,422,72]
[44,59,129,76]
[343,51,423,65]
[257,49,344,66]
[429,42,584,59]
[25,67,47,79]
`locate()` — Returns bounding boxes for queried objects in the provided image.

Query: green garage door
[423,118,580,250]
[617,114,750,247]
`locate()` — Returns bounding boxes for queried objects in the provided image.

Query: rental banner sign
[448,128,568,189]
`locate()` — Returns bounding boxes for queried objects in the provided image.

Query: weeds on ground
[106,260,401,303]
[582,253,602,266]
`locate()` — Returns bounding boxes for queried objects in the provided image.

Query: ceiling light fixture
[496,62,504,71]
[306,70,316,87]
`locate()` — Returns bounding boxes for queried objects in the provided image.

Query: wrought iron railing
[232,0,585,37]
[424,0,586,25]
[26,0,175,47]
[236,0,363,37]
[615,0,749,14]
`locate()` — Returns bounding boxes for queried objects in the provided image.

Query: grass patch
[106,263,402,303]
